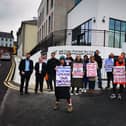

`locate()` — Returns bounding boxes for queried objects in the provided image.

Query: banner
[113,66,126,84]
[87,63,97,77]
[56,66,71,87]
[72,63,83,78]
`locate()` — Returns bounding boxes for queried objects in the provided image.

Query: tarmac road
[0,89,126,126]
[0,60,11,105]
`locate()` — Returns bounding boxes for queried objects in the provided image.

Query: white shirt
[39,63,42,72]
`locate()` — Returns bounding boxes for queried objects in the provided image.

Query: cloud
[0,0,41,39]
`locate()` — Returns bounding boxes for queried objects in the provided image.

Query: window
[72,19,92,45]
[1,38,4,41]
[51,0,53,8]
[6,38,8,41]
[46,0,49,15]
[109,18,126,48]
[48,16,51,33]
[51,13,53,31]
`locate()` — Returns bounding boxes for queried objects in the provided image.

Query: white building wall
[66,0,126,46]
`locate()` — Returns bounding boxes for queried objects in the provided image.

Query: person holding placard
[71,55,83,95]
[104,53,114,89]
[54,56,73,112]
[87,56,98,93]
[110,56,126,100]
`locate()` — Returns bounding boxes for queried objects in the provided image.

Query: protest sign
[113,66,126,84]
[72,63,83,78]
[56,66,71,87]
[87,63,97,77]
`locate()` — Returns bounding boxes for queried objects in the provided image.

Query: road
[0,60,11,105]
[0,89,126,126]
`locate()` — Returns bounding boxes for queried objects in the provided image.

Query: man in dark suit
[47,52,60,91]
[19,53,33,95]
[35,57,47,94]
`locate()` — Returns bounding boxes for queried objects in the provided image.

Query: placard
[72,63,83,78]
[113,66,126,84]
[87,63,97,77]
[56,66,71,87]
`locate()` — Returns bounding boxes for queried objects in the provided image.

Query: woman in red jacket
[110,56,126,100]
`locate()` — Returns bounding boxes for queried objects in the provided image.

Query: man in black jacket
[19,53,33,95]
[47,52,60,91]
[94,50,103,89]
[35,57,47,93]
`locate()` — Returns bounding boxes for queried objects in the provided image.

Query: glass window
[115,20,121,31]
[72,19,92,46]
[109,18,126,48]
[51,0,53,8]
[109,19,115,30]
[121,22,126,32]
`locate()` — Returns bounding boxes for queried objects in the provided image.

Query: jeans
[97,68,102,88]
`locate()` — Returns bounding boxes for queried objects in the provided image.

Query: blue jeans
[97,69,102,88]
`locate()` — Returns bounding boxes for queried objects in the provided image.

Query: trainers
[75,92,79,96]
[67,104,73,112]
[110,93,116,99]
[53,102,60,110]
[117,94,122,100]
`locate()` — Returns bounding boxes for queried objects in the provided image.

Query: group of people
[18,50,126,112]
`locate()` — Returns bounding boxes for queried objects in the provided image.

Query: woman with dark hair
[71,54,83,95]
[54,56,73,112]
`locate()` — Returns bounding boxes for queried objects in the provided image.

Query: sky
[0,0,41,40]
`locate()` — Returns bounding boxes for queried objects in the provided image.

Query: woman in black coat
[54,56,73,112]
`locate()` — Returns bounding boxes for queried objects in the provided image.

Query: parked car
[0,52,11,60]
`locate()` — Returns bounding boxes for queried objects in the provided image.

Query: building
[0,31,14,55]
[66,0,126,49]
[37,0,75,51]
[17,20,37,56]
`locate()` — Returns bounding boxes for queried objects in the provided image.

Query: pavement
[0,88,126,126]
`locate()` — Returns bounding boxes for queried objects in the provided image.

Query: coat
[18,59,33,75]
[35,62,47,77]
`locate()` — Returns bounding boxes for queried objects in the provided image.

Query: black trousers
[20,72,31,93]
[48,72,56,91]
[35,74,44,92]
[112,84,124,94]
[89,81,95,90]
[106,72,113,88]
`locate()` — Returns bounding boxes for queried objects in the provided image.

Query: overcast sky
[0,0,41,40]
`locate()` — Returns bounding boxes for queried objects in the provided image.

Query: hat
[59,56,65,60]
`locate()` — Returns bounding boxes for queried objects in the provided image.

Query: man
[19,53,33,95]
[65,51,73,66]
[46,52,60,91]
[35,57,47,94]
[104,53,114,89]
[94,50,103,89]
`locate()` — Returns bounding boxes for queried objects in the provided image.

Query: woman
[54,56,73,112]
[71,54,83,95]
[110,55,125,100]
[87,56,98,93]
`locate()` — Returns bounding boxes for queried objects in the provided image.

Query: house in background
[17,20,38,56]
[36,0,75,51]
[0,31,14,59]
